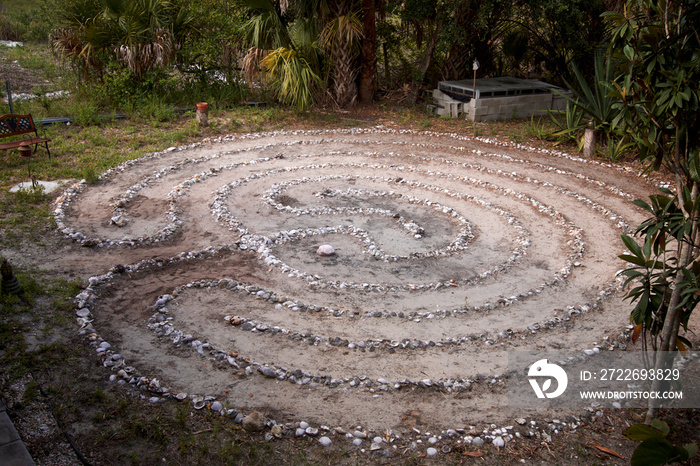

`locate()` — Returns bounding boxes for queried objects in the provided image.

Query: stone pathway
[0,399,35,466]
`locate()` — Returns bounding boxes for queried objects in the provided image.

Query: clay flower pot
[196,102,208,111]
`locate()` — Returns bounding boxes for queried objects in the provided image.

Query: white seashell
[316,245,335,256]
[193,397,206,409]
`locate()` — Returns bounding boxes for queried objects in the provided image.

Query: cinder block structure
[429,77,568,121]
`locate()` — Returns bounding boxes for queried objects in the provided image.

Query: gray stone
[258,366,277,378]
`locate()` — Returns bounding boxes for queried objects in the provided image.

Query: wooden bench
[0,113,51,158]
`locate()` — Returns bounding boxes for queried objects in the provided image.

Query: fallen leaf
[590,443,624,459]
[462,450,484,457]
[631,324,642,344]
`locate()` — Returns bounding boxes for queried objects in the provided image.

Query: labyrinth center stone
[316,244,335,256]
[54,129,658,433]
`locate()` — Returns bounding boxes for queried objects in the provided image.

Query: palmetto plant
[241,0,364,110]
[241,0,326,110]
[52,0,196,79]
[51,0,110,76]
[261,47,321,110]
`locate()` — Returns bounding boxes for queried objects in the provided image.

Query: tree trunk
[383,41,390,88]
[409,22,440,105]
[333,34,358,108]
[328,1,359,108]
[645,238,692,422]
[645,130,698,422]
[359,0,376,103]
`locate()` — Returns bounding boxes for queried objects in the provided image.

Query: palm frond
[243,46,271,87]
[262,47,321,110]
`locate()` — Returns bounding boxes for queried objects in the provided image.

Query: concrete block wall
[430,89,567,121]
[431,89,464,118]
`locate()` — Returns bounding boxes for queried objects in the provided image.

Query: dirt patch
[0,54,53,95]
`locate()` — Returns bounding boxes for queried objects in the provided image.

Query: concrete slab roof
[438,77,562,100]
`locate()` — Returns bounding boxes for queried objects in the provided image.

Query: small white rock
[316,244,335,256]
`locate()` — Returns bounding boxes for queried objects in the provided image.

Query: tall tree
[606,0,700,421]
[499,0,608,84]
[322,4,363,107]
[399,0,444,103]
[359,0,377,102]
[240,0,324,110]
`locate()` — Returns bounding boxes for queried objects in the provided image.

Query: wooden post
[584,121,596,158]
[6,80,14,113]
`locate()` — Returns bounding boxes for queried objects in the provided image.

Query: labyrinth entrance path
[53,128,658,436]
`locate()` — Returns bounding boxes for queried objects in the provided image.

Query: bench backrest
[0,114,38,140]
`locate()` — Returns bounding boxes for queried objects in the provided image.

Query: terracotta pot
[196,102,208,111]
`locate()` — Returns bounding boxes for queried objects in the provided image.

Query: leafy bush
[624,419,698,466]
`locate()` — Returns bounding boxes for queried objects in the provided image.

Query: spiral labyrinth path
[56,128,658,434]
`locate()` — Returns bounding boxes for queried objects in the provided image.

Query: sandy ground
[28,128,676,437]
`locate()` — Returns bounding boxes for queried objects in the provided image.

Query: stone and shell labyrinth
[54,128,660,445]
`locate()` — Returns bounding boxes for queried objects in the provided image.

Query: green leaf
[621,235,644,259]
[630,290,650,323]
[624,424,667,442]
[646,260,668,270]
[630,439,683,466]
[650,419,670,436]
[689,152,700,183]
[619,254,647,267]
[683,443,698,459]
[632,199,653,212]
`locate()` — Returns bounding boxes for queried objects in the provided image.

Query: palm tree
[241,0,325,110]
[242,0,371,109]
[321,9,363,107]
[52,0,111,77]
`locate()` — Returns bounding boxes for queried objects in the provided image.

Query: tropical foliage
[261,47,321,110]
[550,49,633,159]
[52,0,196,79]
[39,0,632,111]
[239,0,325,110]
[605,0,700,420]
